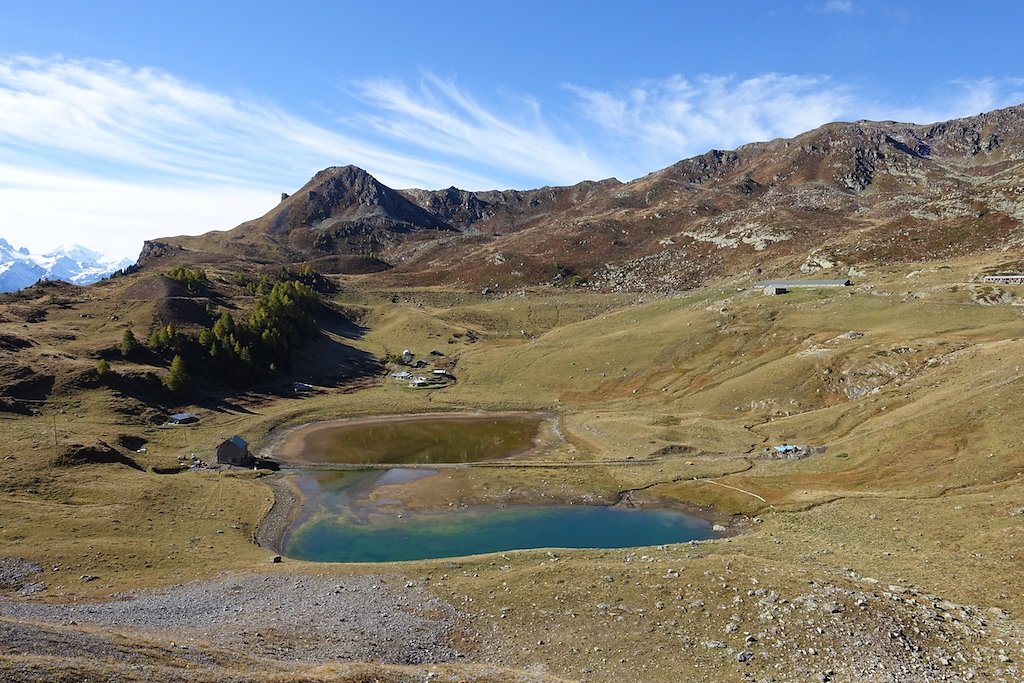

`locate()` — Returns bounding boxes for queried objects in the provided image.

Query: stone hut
[216,435,254,467]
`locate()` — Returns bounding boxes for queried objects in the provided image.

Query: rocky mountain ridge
[144,103,1024,290]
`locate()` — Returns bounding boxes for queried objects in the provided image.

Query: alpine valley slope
[0,106,1023,682]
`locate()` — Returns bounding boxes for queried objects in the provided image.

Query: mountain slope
[143,104,1024,290]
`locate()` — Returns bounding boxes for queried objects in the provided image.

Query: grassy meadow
[1,254,1023,680]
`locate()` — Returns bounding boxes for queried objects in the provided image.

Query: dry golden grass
[2,254,1024,680]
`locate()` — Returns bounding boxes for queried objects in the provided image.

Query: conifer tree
[164,354,192,393]
[120,328,139,357]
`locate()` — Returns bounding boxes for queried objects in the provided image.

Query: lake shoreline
[253,473,304,554]
[254,410,734,559]
[255,467,733,561]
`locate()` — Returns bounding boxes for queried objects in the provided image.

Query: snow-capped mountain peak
[0,239,135,292]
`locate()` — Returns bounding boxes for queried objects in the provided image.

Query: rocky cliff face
[148,104,1024,289]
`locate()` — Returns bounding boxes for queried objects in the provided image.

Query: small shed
[763,285,788,296]
[216,435,254,467]
[167,412,198,425]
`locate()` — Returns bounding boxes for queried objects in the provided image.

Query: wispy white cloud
[568,74,856,174]
[0,162,276,259]
[820,0,854,14]
[1,55,1022,259]
[352,72,614,185]
[0,55,488,192]
[567,74,1024,176]
[883,77,1024,122]
[0,56,528,256]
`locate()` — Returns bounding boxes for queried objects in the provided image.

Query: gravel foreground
[0,568,468,680]
[3,554,1023,682]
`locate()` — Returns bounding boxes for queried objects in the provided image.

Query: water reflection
[283,469,714,563]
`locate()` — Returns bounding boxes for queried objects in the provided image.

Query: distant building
[753,279,852,289]
[763,285,788,296]
[216,435,254,467]
[983,275,1024,285]
[166,412,198,425]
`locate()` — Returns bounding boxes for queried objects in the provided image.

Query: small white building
[753,279,852,289]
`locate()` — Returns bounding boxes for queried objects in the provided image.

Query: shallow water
[286,414,545,465]
[282,469,715,563]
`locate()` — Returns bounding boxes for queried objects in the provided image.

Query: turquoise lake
[282,469,715,563]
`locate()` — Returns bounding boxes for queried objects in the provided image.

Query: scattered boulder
[0,557,42,592]
[17,581,46,596]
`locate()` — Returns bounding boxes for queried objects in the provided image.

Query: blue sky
[1,0,1022,258]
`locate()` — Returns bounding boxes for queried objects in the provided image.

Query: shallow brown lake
[274,412,549,465]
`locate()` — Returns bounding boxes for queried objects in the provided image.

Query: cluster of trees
[199,279,320,376]
[141,279,321,392]
[239,266,334,296]
[168,265,209,294]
